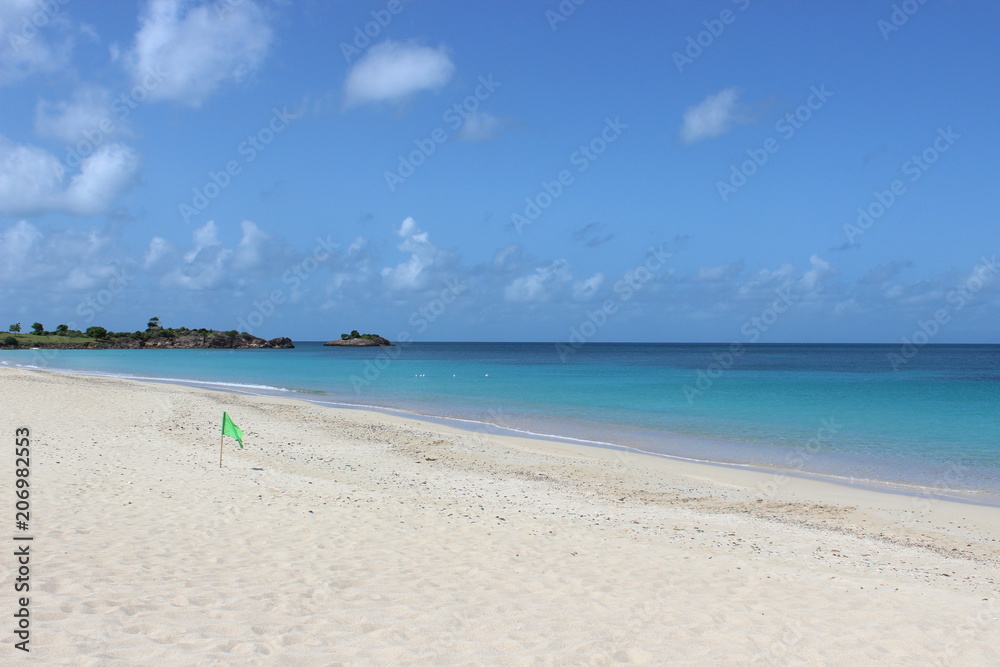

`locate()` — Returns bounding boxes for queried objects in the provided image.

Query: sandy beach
[2,366,998,664]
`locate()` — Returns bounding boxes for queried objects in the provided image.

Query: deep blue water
[3,342,998,498]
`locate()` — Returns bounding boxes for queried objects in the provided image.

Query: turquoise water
[3,343,998,498]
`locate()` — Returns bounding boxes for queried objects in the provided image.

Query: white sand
[2,367,998,664]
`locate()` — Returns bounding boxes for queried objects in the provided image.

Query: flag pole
[220,433,224,468]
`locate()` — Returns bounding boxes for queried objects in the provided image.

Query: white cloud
[0,221,43,280]
[143,236,173,271]
[456,111,508,142]
[126,0,273,107]
[679,87,742,144]
[142,220,302,291]
[158,221,232,290]
[799,254,833,291]
[504,260,571,303]
[491,243,526,272]
[0,136,141,216]
[232,220,269,269]
[572,272,605,301]
[693,260,744,282]
[344,40,454,108]
[380,217,439,290]
[736,262,796,297]
[35,86,115,144]
[0,220,126,291]
[0,0,73,86]
[63,143,142,215]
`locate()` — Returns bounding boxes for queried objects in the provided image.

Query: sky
[0,0,997,343]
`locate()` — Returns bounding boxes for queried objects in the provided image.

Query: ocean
[3,342,998,501]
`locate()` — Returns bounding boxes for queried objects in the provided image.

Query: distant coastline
[1,319,293,350]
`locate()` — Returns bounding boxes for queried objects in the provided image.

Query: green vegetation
[3,333,98,345]
[0,317,287,349]
[341,330,382,340]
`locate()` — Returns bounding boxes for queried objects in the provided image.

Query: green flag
[222,412,244,448]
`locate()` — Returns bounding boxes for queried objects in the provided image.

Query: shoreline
[4,366,999,662]
[7,360,999,507]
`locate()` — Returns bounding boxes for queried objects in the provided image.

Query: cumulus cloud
[35,86,115,144]
[0,220,127,291]
[133,220,302,295]
[137,222,255,290]
[344,40,454,108]
[504,260,572,303]
[126,0,273,107]
[0,0,73,86]
[799,254,833,292]
[380,217,441,290]
[0,136,140,216]
[63,143,142,215]
[679,86,742,144]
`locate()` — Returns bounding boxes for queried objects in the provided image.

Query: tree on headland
[56,324,69,333]
[31,322,44,334]
[3,336,17,347]
[86,326,108,340]
[9,323,20,333]
[147,316,161,330]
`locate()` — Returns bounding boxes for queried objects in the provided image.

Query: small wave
[4,363,293,394]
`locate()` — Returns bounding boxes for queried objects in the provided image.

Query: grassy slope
[6,333,98,345]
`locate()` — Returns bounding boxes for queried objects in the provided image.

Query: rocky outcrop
[122,332,294,349]
[6,332,294,350]
[324,335,393,347]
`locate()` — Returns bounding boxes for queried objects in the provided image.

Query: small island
[324,330,394,347]
[1,318,294,350]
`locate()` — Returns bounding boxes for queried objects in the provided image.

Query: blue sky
[1,0,997,342]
